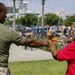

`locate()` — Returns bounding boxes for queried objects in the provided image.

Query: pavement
[9,44,53,62]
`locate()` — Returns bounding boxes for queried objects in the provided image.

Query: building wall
[6,7,18,14]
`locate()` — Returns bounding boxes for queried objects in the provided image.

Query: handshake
[46,28,57,42]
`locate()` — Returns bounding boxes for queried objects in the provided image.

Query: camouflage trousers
[0,67,11,75]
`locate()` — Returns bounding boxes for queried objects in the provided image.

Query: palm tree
[13,0,16,30]
[41,0,46,27]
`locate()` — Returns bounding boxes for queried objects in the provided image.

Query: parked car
[31,26,50,37]
[31,26,60,38]
[6,25,13,29]
[15,25,26,31]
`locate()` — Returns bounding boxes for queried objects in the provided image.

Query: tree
[4,17,13,25]
[16,13,38,27]
[16,18,22,25]
[44,13,63,26]
[24,14,38,27]
[64,14,75,26]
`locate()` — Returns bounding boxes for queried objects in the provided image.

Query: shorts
[0,67,11,75]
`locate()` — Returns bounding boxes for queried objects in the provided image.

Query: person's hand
[47,28,54,40]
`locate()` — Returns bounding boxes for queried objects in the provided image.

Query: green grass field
[9,59,67,75]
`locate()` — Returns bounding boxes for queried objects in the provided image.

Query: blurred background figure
[22,27,33,50]
[63,26,69,37]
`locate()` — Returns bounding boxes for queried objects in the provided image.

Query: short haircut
[0,2,5,12]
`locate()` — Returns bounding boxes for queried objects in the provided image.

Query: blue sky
[0,0,75,17]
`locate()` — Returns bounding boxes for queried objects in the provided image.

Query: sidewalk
[9,44,53,62]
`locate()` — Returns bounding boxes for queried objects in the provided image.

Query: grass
[9,59,67,75]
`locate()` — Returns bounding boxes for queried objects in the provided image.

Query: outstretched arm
[47,28,58,59]
[24,38,48,48]
[48,40,57,58]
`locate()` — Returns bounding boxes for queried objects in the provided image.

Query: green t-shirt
[0,23,25,67]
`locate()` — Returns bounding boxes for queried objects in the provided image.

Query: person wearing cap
[47,24,75,75]
[0,2,49,75]
[24,27,33,50]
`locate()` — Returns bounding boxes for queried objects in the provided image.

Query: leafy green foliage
[16,13,38,27]
[4,17,13,25]
[5,13,75,27]
[64,14,75,26]
[44,13,63,26]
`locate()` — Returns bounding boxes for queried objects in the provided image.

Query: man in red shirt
[47,25,75,75]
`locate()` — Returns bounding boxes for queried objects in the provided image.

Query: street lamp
[41,0,45,27]
[13,0,16,30]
